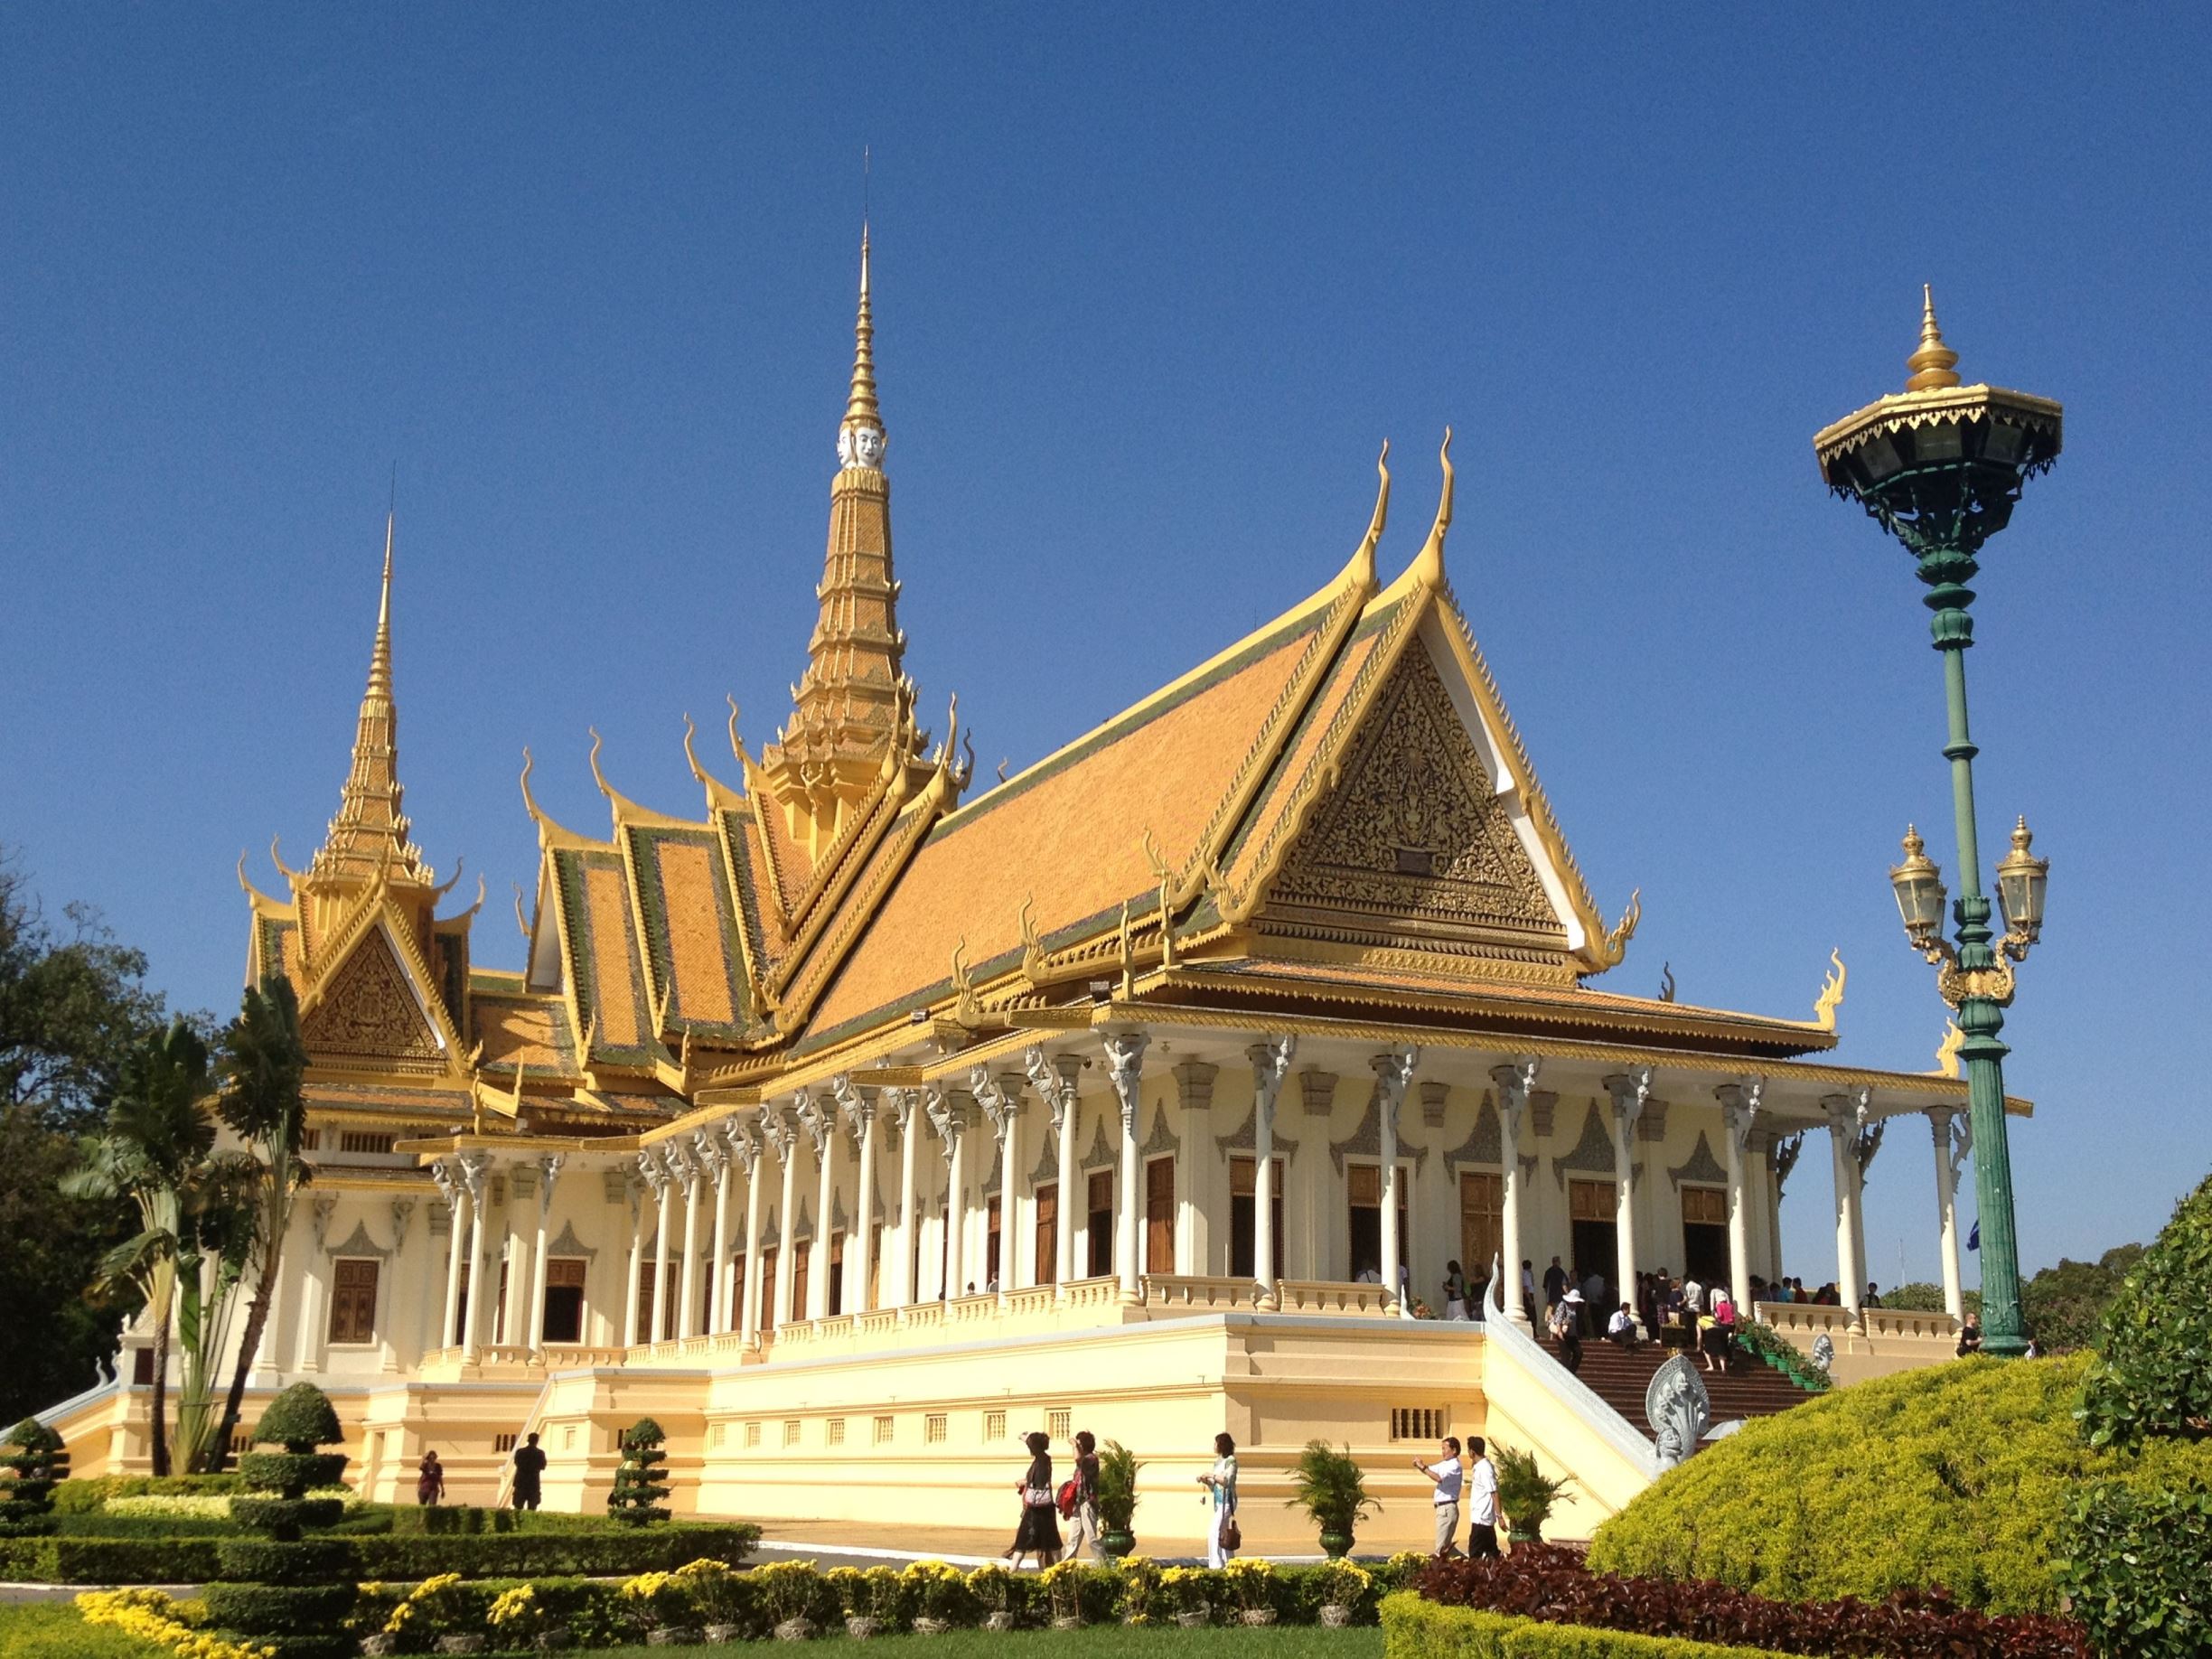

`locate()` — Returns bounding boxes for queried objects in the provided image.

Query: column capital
[1603,1067,1654,1130]
[1023,1045,1077,1135]
[880,1084,919,1133]
[691,1129,727,1184]
[925,1083,969,1161]
[662,1139,698,1189]
[1714,1078,1765,1151]
[1248,1035,1296,1097]
[722,1115,762,1173]
[1370,1045,1419,1129]
[430,1160,460,1205]
[637,1147,671,1195]
[1490,1056,1541,1129]
[1101,1028,1148,1131]
[971,1064,1017,1142]
[1822,1085,1873,1137]
[456,1149,493,1201]
[832,1073,877,1136]
[794,1094,836,1156]
[534,1152,567,1212]
[759,1104,798,1162]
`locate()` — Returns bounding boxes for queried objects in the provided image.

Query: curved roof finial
[586,726,614,801]
[725,693,745,764]
[1348,439,1391,585]
[1906,284,1962,392]
[518,746,545,821]
[1408,427,1455,588]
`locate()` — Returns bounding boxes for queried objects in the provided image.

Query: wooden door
[1034,1183,1058,1286]
[1087,1170,1114,1276]
[1144,1157,1175,1274]
[1459,1172,1504,1286]
[328,1259,379,1345]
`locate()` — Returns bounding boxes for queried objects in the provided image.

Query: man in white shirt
[1464,1436,1500,1558]
[1683,1277,1706,1317]
[1412,1435,1465,1557]
[1607,1302,1638,1346]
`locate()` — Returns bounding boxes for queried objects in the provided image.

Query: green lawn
[0,1601,167,1659]
[0,1601,1382,1659]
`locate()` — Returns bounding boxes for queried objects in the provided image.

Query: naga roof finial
[1408,427,1455,588]
[1906,284,1962,392]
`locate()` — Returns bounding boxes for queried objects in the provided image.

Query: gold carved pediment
[1263,645,1567,956]
[301,926,445,1065]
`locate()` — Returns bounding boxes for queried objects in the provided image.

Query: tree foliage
[2078,1172,2212,1448]
[0,855,171,1424]
[607,1419,672,1525]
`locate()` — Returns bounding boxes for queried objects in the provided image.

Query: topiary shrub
[2077,1170,2212,1448]
[1586,1352,2212,1615]
[0,1420,70,1536]
[206,1382,355,1659]
[606,1419,671,1524]
[2055,1480,2212,1659]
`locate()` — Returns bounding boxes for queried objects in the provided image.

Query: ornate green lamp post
[1814,290,2061,1357]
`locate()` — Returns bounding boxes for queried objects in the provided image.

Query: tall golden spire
[312,511,430,885]
[762,228,932,857]
[1905,284,1962,392]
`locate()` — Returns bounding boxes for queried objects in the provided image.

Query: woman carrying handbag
[1198,1431,1240,1566]
[1005,1431,1063,1569]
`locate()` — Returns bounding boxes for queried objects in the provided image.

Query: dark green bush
[385,1503,518,1535]
[2078,1171,2212,1448]
[1382,1591,1795,1656]
[0,1419,70,1535]
[51,1536,225,1582]
[201,1582,357,1634]
[351,1523,759,1579]
[1586,1352,2212,1614]
[46,1512,241,1537]
[253,1383,343,1453]
[2054,1480,2212,1659]
[215,1537,360,1584]
[606,1419,671,1525]
[232,1496,344,1536]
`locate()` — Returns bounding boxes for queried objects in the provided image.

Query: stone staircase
[1552,1336,1815,1439]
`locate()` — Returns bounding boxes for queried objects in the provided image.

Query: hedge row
[53,1476,248,1515]
[1384,1593,1794,1658]
[0,1524,761,1583]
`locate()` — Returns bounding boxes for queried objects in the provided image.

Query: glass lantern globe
[1889,826,1948,951]
[1995,817,2048,949]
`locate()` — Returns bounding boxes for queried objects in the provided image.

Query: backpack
[1056,1477,1079,1519]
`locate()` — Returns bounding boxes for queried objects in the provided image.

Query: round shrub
[1585,1353,2212,1614]
[0,1419,69,1536]
[2079,1170,2212,1448]
[253,1383,342,1453]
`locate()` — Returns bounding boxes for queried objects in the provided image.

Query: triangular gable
[297,914,463,1076]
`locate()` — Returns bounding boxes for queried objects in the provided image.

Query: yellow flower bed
[77,1588,275,1659]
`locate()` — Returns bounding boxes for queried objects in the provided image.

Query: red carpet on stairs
[1542,1336,1816,1438]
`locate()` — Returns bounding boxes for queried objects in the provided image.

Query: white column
[1373,1046,1418,1315]
[645,1148,675,1343]
[1604,1071,1651,1317]
[1027,1049,1079,1296]
[732,1121,764,1346]
[458,1152,492,1352]
[501,1169,533,1349]
[766,1104,800,1329]
[975,1066,1019,1305]
[433,1163,465,1352]
[528,1154,564,1353]
[927,1087,970,1298]
[702,1129,732,1334]
[1930,1108,1966,1322]
[622,1175,647,1346]
[830,1082,877,1313]
[1492,1059,1540,1324]
[1716,1083,1762,1316]
[1824,1093,1867,1327]
[797,1097,835,1320]
[1102,1030,1148,1304]
[1250,1036,1296,1309]
[887,1090,920,1308]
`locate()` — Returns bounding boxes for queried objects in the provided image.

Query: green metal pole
[1922,543,2027,1356]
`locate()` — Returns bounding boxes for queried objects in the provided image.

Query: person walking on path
[416,1449,445,1507]
[1060,1430,1102,1561]
[1415,1435,1466,1557]
[511,1431,547,1510]
[1198,1431,1239,1567]
[1465,1438,1500,1558]
[1005,1431,1062,1570]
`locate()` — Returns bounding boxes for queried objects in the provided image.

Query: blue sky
[5,6,2207,1289]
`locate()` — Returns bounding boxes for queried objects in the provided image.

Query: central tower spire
[314,509,428,886]
[761,226,931,859]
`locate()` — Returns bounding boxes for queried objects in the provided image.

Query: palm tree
[208,978,308,1472]
[173,1151,262,1473]
[62,1021,214,1476]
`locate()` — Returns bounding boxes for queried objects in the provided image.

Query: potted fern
[1093,1439,1141,1558]
[1287,1440,1377,1558]
[1493,1443,1574,1543]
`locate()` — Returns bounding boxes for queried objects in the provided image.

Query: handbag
[1220,1514,1242,1551]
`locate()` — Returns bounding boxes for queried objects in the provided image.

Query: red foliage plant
[1415,1545,2087,1659]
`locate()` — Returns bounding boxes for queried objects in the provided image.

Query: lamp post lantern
[1814,289,2062,1358]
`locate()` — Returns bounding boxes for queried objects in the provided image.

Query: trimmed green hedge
[201,1582,356,1634]
[1382,1593,1792,1657]
[0,1535,224,1583]
[52,1476,245,1515]
[385,1504,519,1535]
[1585,1352,2212,1614]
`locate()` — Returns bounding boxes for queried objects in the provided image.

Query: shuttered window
[328,1260,380,1345]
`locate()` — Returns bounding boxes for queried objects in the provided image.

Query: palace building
[45,238,1987,1544]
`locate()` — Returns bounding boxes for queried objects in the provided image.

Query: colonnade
[415,1032,1975,1357]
